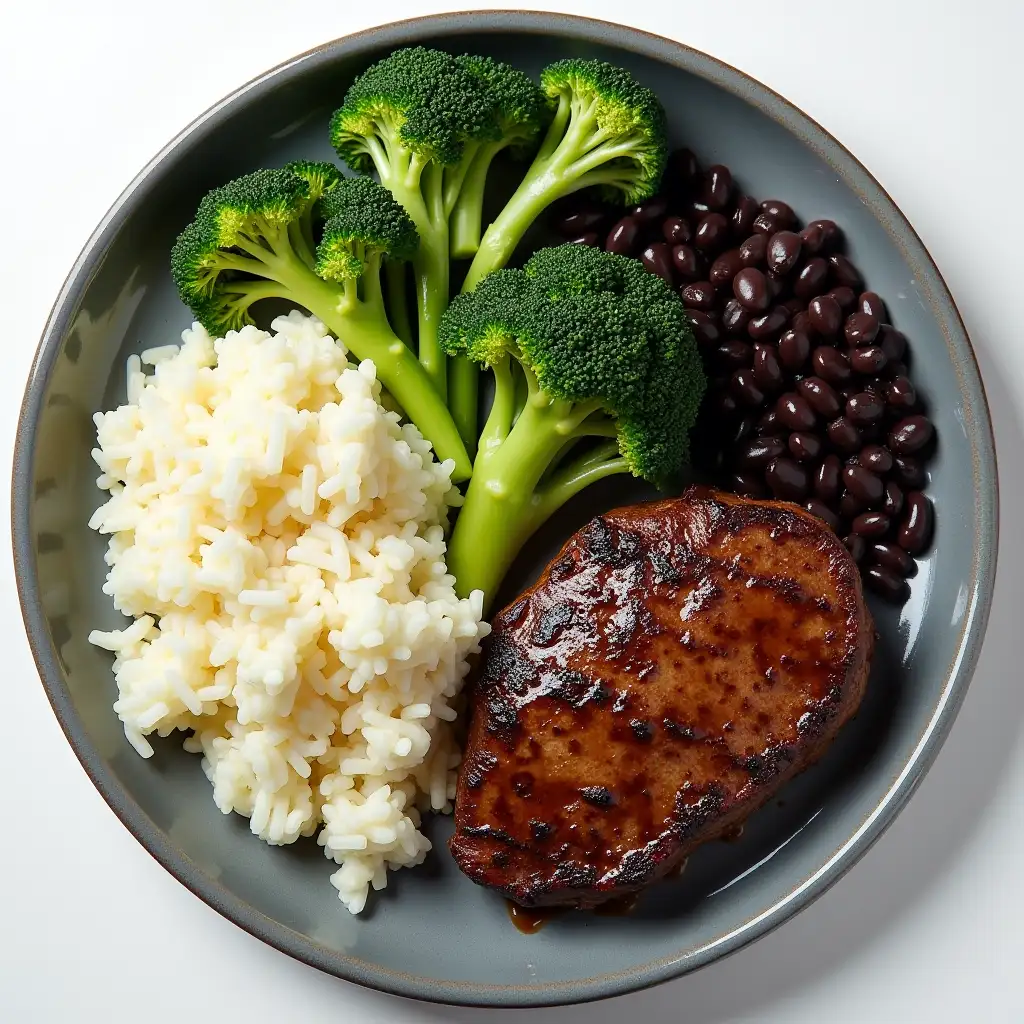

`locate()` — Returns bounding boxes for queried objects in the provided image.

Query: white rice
[87,311,489,913]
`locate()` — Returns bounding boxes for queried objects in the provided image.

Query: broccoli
[439,244,705,607]
[170,168,472,481]
[461,58,668,294]
[329,47,549,447]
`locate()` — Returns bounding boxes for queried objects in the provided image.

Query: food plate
[12,11,997,1008]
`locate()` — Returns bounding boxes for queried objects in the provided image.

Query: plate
[12,11,997,1008]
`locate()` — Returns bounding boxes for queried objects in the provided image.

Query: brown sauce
[720,823,745,843]
[507,901,563,933]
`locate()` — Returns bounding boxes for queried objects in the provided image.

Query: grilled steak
[450,486,874,908]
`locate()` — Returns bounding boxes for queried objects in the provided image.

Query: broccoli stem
[449,142,504,259]
[411,233,450,399]
[447,393,586,606]
[384,260,413,346]
[270,259,472,482]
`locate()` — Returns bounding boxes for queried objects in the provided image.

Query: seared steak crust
[449,487,874,908]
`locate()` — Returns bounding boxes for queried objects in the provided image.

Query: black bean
[898,491,933,554]
[886,375,918,412]
[776,392,817,431]
[662,216,692,245]
[800,223,825,255]
[734,268,771,312]
[893,456,926,489]
[815,455,842,502]
[682,280,716,312]
[791,310,813,335]
[722,299,752,336]
[808,219,843,252]
[808,295,843,336]
[731,369,765,406]
[631,196,669,223]
[695,213,730,251]
[850,346,889,375]
[765,272,787,301]
[748,307,789,341]
[760,199,796,228]
[858,444,893,474]
[843,464,884,505]
[872,542,918,578]
[752,343,785,391]
[765,457,809,500]
[667,147,700,188]
[879,325,908,363]
[859,291,887,321]
[812,346,852,383]
[713,391,739,418]
[737,436,786,471]
[889,415,934,455]
[844,312,880,346]
[844,533,867,563]
[606,217,639,255]
[794,258,830,299]
[767,231,803,276]
[753,211,780,235]
[797,376,842,418]
[852,512,891,538]
[710,250,744,287]
[883,480,905,518]
[567,232,600,246]
[685,309,721,346]
[729,472,768,499]
[887,360,910,380]
[555,205,605,236]
[641,243,675,285]
[672,244,702,281]
[732,196,759,240]
[804,499,839,530]
[865,565,909,603]
[702,165,733,210]
[789,431,823,462]
[715,339,753,370]
[828,253,863,290]
[739,234,768,267]
[782,296,806,316]
[827,417,862,451]
[840,492,867,518]
[756,407,784,436]
[778,329,811,371]
[728,414,757,446]
[828,286,857,312]
[846,392,885,426]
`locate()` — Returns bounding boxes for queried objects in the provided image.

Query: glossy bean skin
[748,307,789,341]
[812,346,853,383]
[765,457,809,500]
[731,196,759,239]
[815,455,842,502]
[898,491,934,554]
[844,312,880,346]
[695,213,730,250]
[858,444,894,474]
[844,533,867,563]
[567,232,600,247]
[555,206,605,236]
[889,415,934,455]
[753,211,780,235]
[767,231,803,275]
[775,392,817,431]
[606,217,640,255]
[641,243,675,284]
[808,219,843,251]
[883,480,905,519]
[828,253,863,290]
[864,565,909,603]
[701,165,733,209]
[872,542,918,577]
[794,257,829,299]
[667,147,700,187]
[738,233,768,267]
[843,464,884,505]
[761,199,797,227]
[631,196,669,223]
[737,436,785,471]
[886,375,918,412]
[879,326,908,363]
[846,392,886,426]
[788,432,823,462]
[662,216,692,244]
[728,472,768,499]
[733,268,771,312]
[893,456,927,489]
[685,310,721,346]
[722,299,751,336]
[827,417,862,451]
[828,286,857,312]
[859,291,887,321]
[672,244,702,281]
[808,295,842,336]
[800,223,825,255]
[851,512,891,539]
[796,376,841,418]
[752,344,785,391]
[731,369,765,406]
[681,281,716,311]
[710,250,744,287]
[715,340,753,370]
[804,499,839,531]
[850,346,889,375]
[778,329,811,371]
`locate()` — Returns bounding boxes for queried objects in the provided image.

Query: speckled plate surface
[12,11,997,1008]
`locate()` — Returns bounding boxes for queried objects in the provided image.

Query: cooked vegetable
[460,59,668,294]
[439,243,705,605]
[170,168,472,480]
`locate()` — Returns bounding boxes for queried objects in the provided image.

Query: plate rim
[11,10,999,1008]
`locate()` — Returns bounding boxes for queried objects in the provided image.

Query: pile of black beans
[548,149,935,604]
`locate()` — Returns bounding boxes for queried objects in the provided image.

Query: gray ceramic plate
[12,11,997,1009]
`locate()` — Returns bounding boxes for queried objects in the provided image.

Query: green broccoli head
[330,46,495,172]
[456,54,551,153]
[442,243,703,486]
[283,159,342,204]
[314,175,419,282]
[170,168,311,305]
[541,58,667,204]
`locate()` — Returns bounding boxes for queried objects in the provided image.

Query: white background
[2,1,1021,1020]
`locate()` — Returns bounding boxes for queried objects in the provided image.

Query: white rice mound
[87,310,489,913]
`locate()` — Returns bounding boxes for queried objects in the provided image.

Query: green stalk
[384,260,413,346]
[447,394,579,606]
[449,141,504,259]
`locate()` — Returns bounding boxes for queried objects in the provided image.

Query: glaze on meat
[449,486,874,909]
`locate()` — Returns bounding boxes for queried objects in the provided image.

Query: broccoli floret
[440,244,704,606]
[170,169,472,481]
[461,59,667,294]
[329,47,494,410]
